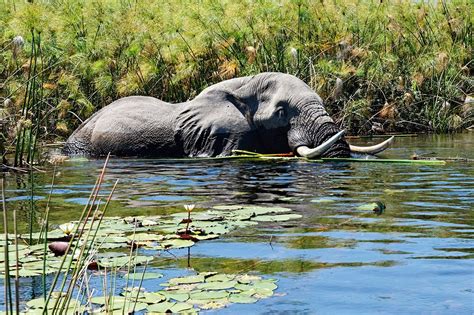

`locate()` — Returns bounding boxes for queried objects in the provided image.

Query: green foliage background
[0,0,473,142]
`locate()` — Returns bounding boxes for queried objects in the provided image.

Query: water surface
[2,133,473,313]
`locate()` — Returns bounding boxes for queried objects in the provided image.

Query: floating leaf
[190,290,229,300]
[212,205,243,210]
[192,234,220,241]
[161,291,190,302]
[236,274,261,283]
[229,294,258,303]
[128,233,163,242]
[90,296,127,305]
[170,302,194,313]
[356,202,386,215]
[253,280,278,291]
[141,219,158,226]
[124,272,163,280]
[146,301,176,313]
[161,239,195,249]
[169,275,205,285]
[196,280,237,290]
[254,288,274,298]
[138,292,166,304]
[252,214,302,222]
[198,300,229,310]
[206,274,236,282]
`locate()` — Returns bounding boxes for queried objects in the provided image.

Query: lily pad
[212,205,244,210]
[161,239,195,249]
[229,294,258,304]
[128,233,163,242]
[170,302,195,313]
[206,274,236,282]
[161,291,190,302]
[253,280,278,291]
[90,296,127,305]
[196,280,237,290]
[252,214,302,222]
[146,301,176,313]
[123,272,163,280]
[169,275,205,285]
[190,290,229,300]
[138,292,166,304]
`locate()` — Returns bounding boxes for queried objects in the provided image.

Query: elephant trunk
[288,102,350,158]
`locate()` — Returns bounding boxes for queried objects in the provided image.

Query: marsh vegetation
[0,0,473,166]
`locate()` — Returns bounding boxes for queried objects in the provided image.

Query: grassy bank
[0,0,473,163]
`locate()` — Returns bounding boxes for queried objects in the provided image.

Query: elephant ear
[175,90,255,157]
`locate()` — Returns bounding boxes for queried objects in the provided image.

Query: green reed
[0,0,472,156]
[1,177,13,315]
[11,28,45,167]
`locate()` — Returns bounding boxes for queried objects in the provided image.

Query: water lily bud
[49,241,69,256]
[184,204,195,212]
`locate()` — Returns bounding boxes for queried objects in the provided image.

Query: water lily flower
[184,204,195,212]
[59,222,75,235]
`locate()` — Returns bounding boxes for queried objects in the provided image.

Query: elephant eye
[276,108,286,119]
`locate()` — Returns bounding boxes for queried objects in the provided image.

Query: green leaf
[170,302,195,313]
[138,292,166,304]
[196,280,237,290]
[160,291,190,302]
[169,275,205,285]
[146,301,176,313]
[206,274,236,282]
[123,272,163,280]
[253,280,278,291]
[212,205,244,210]
[229,294,258,303]
[128,233,163,242]
[161,239,195,249]
[356,202,379,210]
[252,214,302,222]
[190,290,229,300]
[90,296,127,305]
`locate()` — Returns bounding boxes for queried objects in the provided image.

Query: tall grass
[0,0,472,156]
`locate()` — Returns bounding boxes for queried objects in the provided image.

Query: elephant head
[206,72,392,158]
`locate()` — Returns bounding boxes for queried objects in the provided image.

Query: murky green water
[2,133,474,313]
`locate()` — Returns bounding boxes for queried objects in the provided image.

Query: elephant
[63,72,393,158]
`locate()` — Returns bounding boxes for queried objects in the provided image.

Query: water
[2,134,474,313]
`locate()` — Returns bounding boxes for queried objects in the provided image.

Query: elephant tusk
[349,136,395,155]
[296,129,346,159]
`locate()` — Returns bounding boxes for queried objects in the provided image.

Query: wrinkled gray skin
[63,72,350,158]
